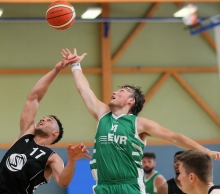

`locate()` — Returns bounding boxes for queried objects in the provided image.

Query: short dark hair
[49,115,64,145]
[142,152,156,160]
[174,151,184,158]
[120,85,145,116]
[177,150,213,183]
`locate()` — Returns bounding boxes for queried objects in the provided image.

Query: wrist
[68,158,77,164]
[71,62,81,72]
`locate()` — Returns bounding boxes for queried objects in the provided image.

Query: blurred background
[0,0,219,193]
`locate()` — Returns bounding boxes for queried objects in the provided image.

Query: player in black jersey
[0,53,91,194]
[177,150,220,194]
[157,151,185,194]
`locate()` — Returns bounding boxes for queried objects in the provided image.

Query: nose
[40,118,45,122]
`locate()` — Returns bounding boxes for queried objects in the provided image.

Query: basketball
[46,1,75,30]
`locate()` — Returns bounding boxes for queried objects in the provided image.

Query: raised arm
[48,143,91,188]
[61,48,110,121]
[19,55,79,138]
[137,117,220,161]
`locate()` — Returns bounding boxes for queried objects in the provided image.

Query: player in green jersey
[61,48,220,194]
[142,153,166,194]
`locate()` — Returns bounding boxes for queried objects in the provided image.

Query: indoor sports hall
[0,1,220,194]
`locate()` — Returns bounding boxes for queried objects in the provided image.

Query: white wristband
[71,62,81,72]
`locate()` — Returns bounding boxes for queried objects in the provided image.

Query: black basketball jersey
[167,178,185,194]
[0,134,55,194]
[208,185,220,194]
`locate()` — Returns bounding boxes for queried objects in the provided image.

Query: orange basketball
[46,1,75,30]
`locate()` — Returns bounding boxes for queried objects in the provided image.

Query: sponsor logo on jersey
[98,134,127,145]
[6,153,27,172]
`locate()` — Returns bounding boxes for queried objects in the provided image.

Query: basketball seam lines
[46,11,75,20]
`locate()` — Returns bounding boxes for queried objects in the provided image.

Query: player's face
[174,156,181,175]
[142,157,156,174]
[35,116,58,135]
[109,87,134,108]
[177,163,192,193]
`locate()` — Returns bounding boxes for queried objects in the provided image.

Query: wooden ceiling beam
[174,2,185,7]
[100,3,112,104]
[1,0,220,2]
[0,67,217,74]
[172,73,220,126]
[145,72,170,103]
[111,3,161,66]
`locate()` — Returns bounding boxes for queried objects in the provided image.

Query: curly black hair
[120,85,145,116]
[49,115,64,145]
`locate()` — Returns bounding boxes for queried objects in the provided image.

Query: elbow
[171,133,185,145]
[59,182,70,188]
[76,86,83,94]
[27,93,38,102]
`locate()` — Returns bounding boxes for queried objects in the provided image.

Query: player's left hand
[67,143,91,162]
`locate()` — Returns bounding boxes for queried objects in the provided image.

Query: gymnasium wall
[1,144,220,194]
[0,3,219,144]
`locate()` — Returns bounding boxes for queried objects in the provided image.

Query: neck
[34,135,51,147]
[174,176,182,188]
[190,181,214,194]
[145,170,155,179]
[110,106,131,117]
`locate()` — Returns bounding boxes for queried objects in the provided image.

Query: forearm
[28,67,60,101]
[173,133,210,154]
[58,160,76,188]
[72,69,90,94]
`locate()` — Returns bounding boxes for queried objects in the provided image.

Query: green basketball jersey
[143,171,160,194]
[90,112,145,183]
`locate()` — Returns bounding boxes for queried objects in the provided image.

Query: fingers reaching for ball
[67,143,91,162]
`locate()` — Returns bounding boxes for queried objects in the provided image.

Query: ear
[189,173,196,183]
[128,97,135,106]
[52,131,59,138]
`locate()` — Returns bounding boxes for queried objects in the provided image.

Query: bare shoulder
[155,175,166,185]
[47,152,63,166]
[137,117,160,133]
[97,103,111,120]
[210,189,220,194]
[155,174,166,182]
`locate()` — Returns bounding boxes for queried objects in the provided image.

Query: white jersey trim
[135,117,146,145]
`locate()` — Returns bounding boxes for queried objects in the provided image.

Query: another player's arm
[157,182,168,194]
[155,175,166,191]
[62,48,110,120]
[137,117,220,161]
[19,56,78,138]
[48,143,91,188]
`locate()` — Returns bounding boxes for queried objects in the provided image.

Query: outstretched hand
[67,143,91,162]
[210,151,220,161]
[61,48,87,63]
[55,52,80,71]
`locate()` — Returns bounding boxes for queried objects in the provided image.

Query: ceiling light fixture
[0,8,3,17]
[81,7,102,19]
[173,4,197,18]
